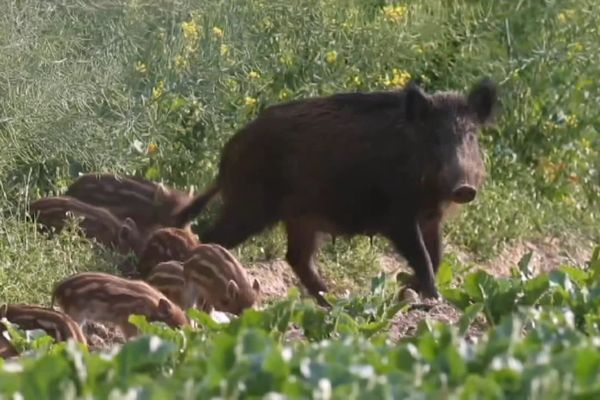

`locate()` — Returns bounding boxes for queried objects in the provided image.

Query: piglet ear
[118,218,134,242]
[252,279,261,294]
[404,81,433,122]
[467,77,498,124]
[157,298,173,318]
[226,280,240,301]
[118,218,141,253]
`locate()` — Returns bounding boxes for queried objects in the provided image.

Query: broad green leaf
[21,354,73,400]
[574,348,600,387]
[440,288,472,310]
[458,303,484,336]
[559,265,590,286]
[187,308,225,332]
[522,274,550,306]
[436,259,454,289]
[517,251,534,277]
[114,336,177,381]
[457,375,504,400]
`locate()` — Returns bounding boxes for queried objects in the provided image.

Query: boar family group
[1,78,498,357]
[1,173,262,358]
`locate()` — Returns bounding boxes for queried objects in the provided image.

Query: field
[0,0,599,398]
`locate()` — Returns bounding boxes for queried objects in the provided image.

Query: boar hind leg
[419,212,442,274]
[285,219,330,308]
[388,220,439,299]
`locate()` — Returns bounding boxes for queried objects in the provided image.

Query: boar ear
[252,278,261,294]
[404,81,433,122]
[226,280,240,301]
[157,298,173,318]
[118,218,137,245]
[468,77,498,124]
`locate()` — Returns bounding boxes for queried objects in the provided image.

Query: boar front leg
[418,211,442,274]
[387,219,439,299]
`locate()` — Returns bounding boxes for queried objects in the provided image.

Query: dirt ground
[78,236,595,351]
[242,236,593,344]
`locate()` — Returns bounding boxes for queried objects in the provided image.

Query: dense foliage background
[0,0,598,397]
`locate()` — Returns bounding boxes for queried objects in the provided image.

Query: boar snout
[452,184,477,204]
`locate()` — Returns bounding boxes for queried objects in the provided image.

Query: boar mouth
[451,184,477,204]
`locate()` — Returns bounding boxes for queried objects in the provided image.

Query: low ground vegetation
[0,0,598,397]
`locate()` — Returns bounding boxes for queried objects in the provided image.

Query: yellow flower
[152,80,165,100]
[279,52,294,67]
[147,143,158,155]
[175,55,188,71]
[382,69,411,88]
[325,50,338,64]
[580,138,591,149]
[561,194,576,205]
[543,121,560,131]
[261,17,274,30]
[135,61,147,74]
[244,96,258,109]
[181,20,199,42]
[226,78,238,92]
[411,44,424,54]
[220,44,230,57]
[565,114,578,128]
[557,9,575,24]
[278,89,291,100]
[382,5,408,23]
[352,75,362,86]
[248,71,260,80]
[212,26,224,38]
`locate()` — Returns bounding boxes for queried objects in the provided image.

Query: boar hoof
[316,296,333,309]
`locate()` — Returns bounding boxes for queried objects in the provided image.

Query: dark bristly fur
[136,227,201,278]
[182,243,260,315]
[145,261,189,309]
[64,172,195,240]
[172,79,498,306]
[28,196,143,256]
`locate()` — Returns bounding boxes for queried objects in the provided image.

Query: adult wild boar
[172,78,498,307]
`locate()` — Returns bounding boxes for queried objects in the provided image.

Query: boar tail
[50,291,56,309]
[173,184,219,227]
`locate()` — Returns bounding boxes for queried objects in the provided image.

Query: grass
[2,0,596,301]
[0,0,599,396]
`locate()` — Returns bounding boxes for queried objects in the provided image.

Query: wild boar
[171,79,498,306]
[145,261,189,309]
[181,243,261,315]
[28,196,143,256]
[136,227,200,278]
[0,303,87,345]
[51,272,188,338]
[64,172,194,239]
